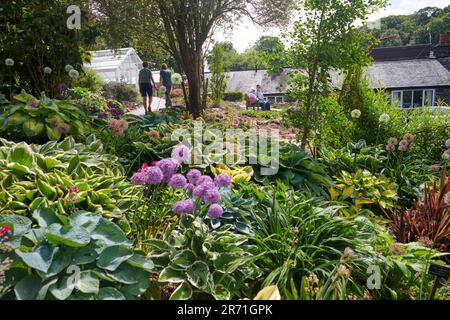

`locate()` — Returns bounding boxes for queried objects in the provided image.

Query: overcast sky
[214,0,450,53]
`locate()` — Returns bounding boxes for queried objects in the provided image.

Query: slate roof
[215,58,450,94]
[371,44,432,61]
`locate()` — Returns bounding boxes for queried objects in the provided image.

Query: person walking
[160,63,173,108]
[139,61,156,115]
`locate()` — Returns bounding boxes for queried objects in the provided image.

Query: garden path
[127,97,166,115]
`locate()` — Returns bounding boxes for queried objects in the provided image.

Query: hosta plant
[147,215,262,300]
[0,209,153,300]
[0,137,139,224]
[0,91,92,143]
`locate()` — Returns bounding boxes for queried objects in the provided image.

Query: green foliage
[209,44,228,108]
[235,183,381,300]
[69,87,110,115]
[334,170,399,211]
[0,0,98,97]
[223,91,244,102]
[72,69,104,94]
[254,143,332,195]
[102,83,140,102]
[0,209,153,300]
[239,109,285,120]
[0,92,93,143]
[0,136,139,223]
[147,215,261,300]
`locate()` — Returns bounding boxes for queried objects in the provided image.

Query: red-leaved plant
[387,166,450,253]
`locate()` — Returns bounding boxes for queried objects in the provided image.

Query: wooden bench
[246,97,260,110]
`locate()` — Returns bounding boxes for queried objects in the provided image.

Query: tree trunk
[183,51,203,118]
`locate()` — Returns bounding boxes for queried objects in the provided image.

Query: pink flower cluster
[65,186,79,204]
[386,134,415,152]
[0,226,10,236]
[108,119,129,136]
[131,146,231,219]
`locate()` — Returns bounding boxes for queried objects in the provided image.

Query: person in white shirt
[256,84,270,110]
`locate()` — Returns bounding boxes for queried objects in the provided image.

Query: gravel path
[127,97,166,115]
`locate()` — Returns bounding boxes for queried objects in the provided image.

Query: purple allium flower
[172,199,196,215]
[169,174,187,189]
[196,175,213,186]
[386,144,395,152]
[186,169,202,184]
[144,167,164,185]
[403,133,415,144]
[108,119,129,136]
[184,183,195,192]
[157,158,179,182]
[446,139,450,148]
[131,172,146,185]
[431,164,440,172]
[204,188,221,204]
[171,145,191,164]
[442,150,450,159]
[207,204,224,219]
[214,174,232,188]
[26,101,37,108]
[398,140,409,152]
[192,182,215,200]
[57,123,71,135]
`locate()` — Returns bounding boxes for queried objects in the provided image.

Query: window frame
[391,89,435,108]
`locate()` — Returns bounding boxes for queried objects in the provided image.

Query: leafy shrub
[333,170,399,211]
[0,136,139,223]
[387,167,450,253]
[148,214,261,300]
[239,110,285,120]
[223,91,244,102]
[72,69,104,93]
[0,92,92,143]
[102,82,139,102]
[0,209,153,300]
[68,87,109,115]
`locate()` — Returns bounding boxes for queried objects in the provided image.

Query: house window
[275,96,284,104]
[391,89,435,108]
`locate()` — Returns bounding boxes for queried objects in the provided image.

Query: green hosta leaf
[74,271,99,294]
[106,263,148,284]
[7,142,34,168]
[170,282,192,300]
[23,119,45,137]
[46,246,73,278]
[36,178,57,200]
[159,266,185,283]
[46,223,91,248]
[14,275,42,300]
[172,250,196,269]
[36,154,60,171]
[71,245,98,265]
[91,217,128,246]
[46,125,62,141]
[32,208,60,228]
[98,287,126,300]
[127,254,154,272]
[29,197,44,213]
[68,155,80,174]
[15,242,54,273]
[6,162,33,176]
[49,276,75,300]
[97,245,133,271]
[69,211,101,233]
[186,261,209,290]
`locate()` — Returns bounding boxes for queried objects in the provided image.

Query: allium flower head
[204,188,221,204]
[214,173,231,188]
[68,69,79,79]
[132,166,164,185]
[207,204,224,219]
[57,123,71,135]
[446,139,450,148]
[379,113,390,124]
[343,247,354,260]
[187,169,202,184]
[399,139,409,150]
[442,150,450,159]
[184,183,195,192]
[196,175,213,186]
[386,144,395,152]
[108,119,129,136]
[157,158,179,181]
[44,67,52,74]
[172,73,183,85]
[65,64,74,72]
[403,133,415,143]
[49,117,59,127]
[171,145,191,164]
[169,174,187,189]
[172,199,196,215]
[5,58,14,67]
[192,182,215,200]
[351,109,361,119]
[431,164,440,172]
[148,130,160,140]
[387,138,398,146]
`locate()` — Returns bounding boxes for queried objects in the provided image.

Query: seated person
[256,84,270,111]
[246,88,259,110]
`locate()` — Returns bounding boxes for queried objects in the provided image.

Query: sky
[214,0,450,53]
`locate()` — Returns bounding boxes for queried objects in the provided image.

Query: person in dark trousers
[160,64,173,107]
[139,61,156,115]
[256,84,270,111]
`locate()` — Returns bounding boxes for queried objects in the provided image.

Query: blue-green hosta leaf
[71,245,98,265]
[97,245,133,271]
[186,261,209,290]
[32,208,61,228]
[98,287,126,300]
[46,223,91,248]
[46,246,73,278]
[90,217,129,246]
[14,275,42,300]
[127,254,154,272]
[49,276,75,300]
[69,211,101,232]
[171,250,196,269]
[15,242,54,273]
[7,142,34,168]
[74,271,99,294]
[106,263,148,284]
[170,282,192,300]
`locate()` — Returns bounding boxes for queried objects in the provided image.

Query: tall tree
[92,0,295,117]
[209,44,228,107]
[272,0,386,150]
